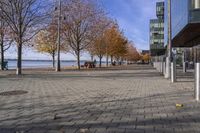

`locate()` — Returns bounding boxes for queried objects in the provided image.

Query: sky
[5,0,158,60]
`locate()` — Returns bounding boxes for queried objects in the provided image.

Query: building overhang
[172,23,200,47]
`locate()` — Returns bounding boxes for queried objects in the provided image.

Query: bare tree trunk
[16,43,22,75]
[99,56,102,68]
[106,55,109,67]
[111,56,113,65]
[52,52,55,68]
[77,51,81,70]
[91,55,94,61]
[0,41,4,70]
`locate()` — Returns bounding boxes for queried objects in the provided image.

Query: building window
[192,0,200,9]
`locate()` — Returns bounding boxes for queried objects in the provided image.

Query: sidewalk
[0,65,198,133]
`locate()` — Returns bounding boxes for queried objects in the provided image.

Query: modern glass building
[166,0,200,47]
[150,2,165,56]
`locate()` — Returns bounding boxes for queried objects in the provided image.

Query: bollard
[171,60,176,83]
[183,62,186,73]
[195,63,200,101]
[161,62,163,74]
[163,62,166,76]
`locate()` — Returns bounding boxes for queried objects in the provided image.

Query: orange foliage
[126,43,141,61]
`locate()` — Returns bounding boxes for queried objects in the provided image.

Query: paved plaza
[0,65,199,133]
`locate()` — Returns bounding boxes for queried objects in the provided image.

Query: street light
[56,0,61,72]
[165,0,172,79]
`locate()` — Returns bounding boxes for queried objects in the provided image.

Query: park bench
[83,61,96,68]
[0,61,8,70]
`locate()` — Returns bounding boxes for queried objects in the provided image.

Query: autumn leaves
[0,0,142,74]
[34,0,141,69]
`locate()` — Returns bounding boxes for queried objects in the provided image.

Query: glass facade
[156,2,164,19]
[171,0,189,39]
[164,0,200,43]
[150,2,165,55]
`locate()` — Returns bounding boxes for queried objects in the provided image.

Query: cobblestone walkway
[0,65,199,133]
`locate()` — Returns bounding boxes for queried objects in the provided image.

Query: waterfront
[6,60,108,69]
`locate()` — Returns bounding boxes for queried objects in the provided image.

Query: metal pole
[195,62,200,101]
[182,49,186,73]
[165,0,172,79]
[56,0,61,72]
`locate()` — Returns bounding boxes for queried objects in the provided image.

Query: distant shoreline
[5,60,109,70]
[5,59,109,63]
[6,59,85,62]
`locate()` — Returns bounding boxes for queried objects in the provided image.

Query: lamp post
[165,0,172,79]
[56,0,61,72]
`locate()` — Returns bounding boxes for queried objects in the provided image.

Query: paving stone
[0,65,198,132]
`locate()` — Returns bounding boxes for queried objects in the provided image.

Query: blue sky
[5,0,157,60]
[101,0,156,50]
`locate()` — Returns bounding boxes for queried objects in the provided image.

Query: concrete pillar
[195,63,200,101]
[156,62,158,71]
[159,62,161,73]
[195,0,200,8]
[165,57,170,78]
[163,62,166,76]
[171,55,176,83]
[157,62,159,72]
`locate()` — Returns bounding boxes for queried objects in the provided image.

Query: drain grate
[0,90,28,96]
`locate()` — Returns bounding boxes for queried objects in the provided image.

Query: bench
[83,61,96,68]
[0,61,8,70]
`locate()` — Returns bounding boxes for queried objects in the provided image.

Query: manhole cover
[0,90,28,96]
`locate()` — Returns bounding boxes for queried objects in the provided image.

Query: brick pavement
[0,65,199,133]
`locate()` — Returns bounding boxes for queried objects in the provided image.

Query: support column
[195,63,200,101]
[163,61,166,76]
[171,53,176,83]
[160,62,163,73]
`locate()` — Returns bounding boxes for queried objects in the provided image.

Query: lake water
[7,60,84,69]
[7,60,106,69]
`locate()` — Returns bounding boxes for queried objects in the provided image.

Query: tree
[104,25,118,64]
[126,43,141,62]
[35,24,57,68]
[88,16,113,67]
[62,0,103,70]
[0,0,49,75]
[0,20,12,70]
[35,22,67,68]
[104,25,128,65]
[92,35,106,67]
[142,53,150,63]
[112,33,128,64]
